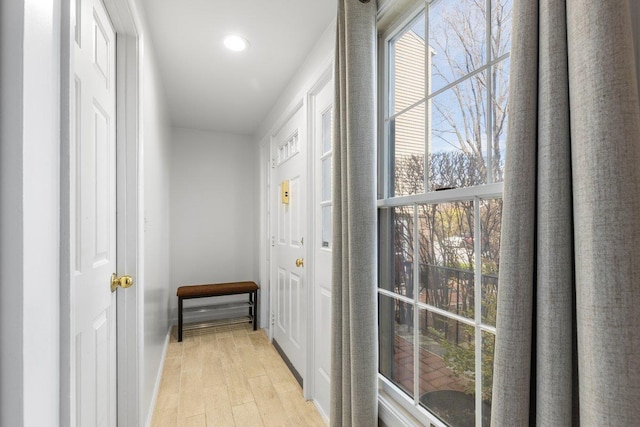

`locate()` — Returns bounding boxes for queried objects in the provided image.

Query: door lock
[295,258,304,268]
[111,273,134,292]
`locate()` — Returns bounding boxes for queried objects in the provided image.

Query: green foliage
[440,293,496,402]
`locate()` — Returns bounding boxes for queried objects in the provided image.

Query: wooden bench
[177,281,259,342]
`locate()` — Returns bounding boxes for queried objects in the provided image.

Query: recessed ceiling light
[224,35,249,52]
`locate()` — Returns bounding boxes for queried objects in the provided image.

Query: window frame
[319,105,334,250]
[377,1,509,425]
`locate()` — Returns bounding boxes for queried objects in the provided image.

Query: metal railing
[394,263,498,345]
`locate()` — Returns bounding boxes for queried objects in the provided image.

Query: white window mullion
[385,39,393,199]
[486,0,494,185]
[412,203,420,407]
[424,5,431,193]
[474,197,483,427]
[481,3,493,423]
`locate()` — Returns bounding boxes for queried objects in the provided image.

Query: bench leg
[253,290,258,330]
[178,297,183,342]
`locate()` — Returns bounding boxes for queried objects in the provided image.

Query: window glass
[491,57,509,182]
[492,0,512,58]
[418,309,479,426]
[480,198,501,327]
[320,107,333,249]
[322,109,332,154]
[391,104,426,196]
[322,206,332,248]
[429,0,486,94]
[430,73,487,189]
[379,293,415,399]
[379,1,512,425]
[481,329,496,418]
[418,202,475,320]
[322,158,331,203]
[391,13,426,115]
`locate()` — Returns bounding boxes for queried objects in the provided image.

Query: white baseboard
[145,327,171,427]
[312,399,329,425]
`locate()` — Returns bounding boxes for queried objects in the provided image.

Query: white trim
[377,0,400,20]
[262,52,334,402]
[305,64,334,403]
[378,390,425,427]
[60,0,142,425]
[379,394,416,427]
[377,182,504,207]
[379,0,425,41]
[111,26,143,427]
[259,136,271,335]
[312,399,330,425]
[379,376,448,427]
[144,328,171,427]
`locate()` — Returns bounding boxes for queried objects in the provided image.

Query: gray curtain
[492,1,640,425]
[330,0,378,426]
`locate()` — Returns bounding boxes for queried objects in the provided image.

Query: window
[321,107,333,248]
[378,1,512,426]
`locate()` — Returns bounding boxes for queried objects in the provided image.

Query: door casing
[263,60,333,407]
[60,0,141,425]
[306,65,333,418]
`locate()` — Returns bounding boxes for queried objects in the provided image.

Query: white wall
[0,1,61,426]
[139,33,173,424]
[253,22,335,140]
[169,128,258,321]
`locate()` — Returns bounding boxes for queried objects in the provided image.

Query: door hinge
[271,236,275,247]
[271,312,275,326]
[271,158,276,168]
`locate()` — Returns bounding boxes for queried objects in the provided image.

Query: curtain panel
[492,0,640,425]
[330,0,378,426]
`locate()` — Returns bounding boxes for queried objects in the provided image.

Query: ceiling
[140,0,336,136]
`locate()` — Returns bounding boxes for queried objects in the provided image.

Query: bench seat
[177,281,259,342]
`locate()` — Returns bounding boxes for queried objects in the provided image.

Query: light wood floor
[151,323,327,427]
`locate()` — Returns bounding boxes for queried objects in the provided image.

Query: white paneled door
[312,77,334,417]
[73,0,118,425]
[273,105,307,382]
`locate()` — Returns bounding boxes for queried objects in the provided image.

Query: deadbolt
[111,273,134,292]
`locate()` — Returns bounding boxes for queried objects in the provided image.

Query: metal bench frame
[177,281,259,342]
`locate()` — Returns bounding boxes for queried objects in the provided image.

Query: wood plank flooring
[151,323,327,427]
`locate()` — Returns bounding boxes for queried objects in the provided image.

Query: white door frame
[259,138,271,331]
[60,0,142,425]
[262,59,333,402]
[305,64,333,406]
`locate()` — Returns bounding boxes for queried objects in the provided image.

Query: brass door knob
[111,273,134,292]
[295,258,304,268]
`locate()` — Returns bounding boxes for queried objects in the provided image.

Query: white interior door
[312,78,334,417]
[72,0,118,425]
[272,105,307,382]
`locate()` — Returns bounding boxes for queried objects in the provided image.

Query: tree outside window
[379,1,511,426]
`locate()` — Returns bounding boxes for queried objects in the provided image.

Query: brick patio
[392,334,468,397]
